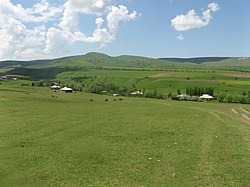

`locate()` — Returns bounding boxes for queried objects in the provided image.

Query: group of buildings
[51,85,73,93]
[1,75,18,80]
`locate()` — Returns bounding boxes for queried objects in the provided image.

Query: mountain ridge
[0,52,250,69]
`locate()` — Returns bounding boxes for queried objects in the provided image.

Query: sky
[0,0,249,60]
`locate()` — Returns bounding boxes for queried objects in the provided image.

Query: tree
[154,89,158,98]
[177,89,181,95]
[225,95,233,103]
[217,94,225,103]
[186,87,190,95]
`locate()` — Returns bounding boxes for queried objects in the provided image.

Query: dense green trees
[185,87,214,96]
[217,93,250,104]
[87,82,130,96]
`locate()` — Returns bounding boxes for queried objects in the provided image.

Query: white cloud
[96,17,104,28]
[58,2,137,43]
[171,2,220,31]
[0,0,138,60]
[107,5,137,34]
[98,43,108,49]
[59,0,110,31]
[44,27,70,55]
[0,14,47,59]
[208,2,220,12]
[0,0,62,23]
[177,34,184,41]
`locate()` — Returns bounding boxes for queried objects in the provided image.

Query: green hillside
[1,53,250,70]
[0,52,196,69]
[1,53,250,99]
[203,57,250,66]
[160,57,250,67]
[158,57,230,64]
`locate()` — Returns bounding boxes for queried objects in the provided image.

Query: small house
[60,87,73,93]
[130,91,143,96]
[199,94,214,101]
[51,85,60,90]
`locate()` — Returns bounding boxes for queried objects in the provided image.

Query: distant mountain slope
[0,52,189,69]
[158,57,230,64]
[159,57,250,66]
[0,59,54,68]
[1,53,250,71]
[202,57,250,66]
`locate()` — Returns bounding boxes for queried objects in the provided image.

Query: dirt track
[232,107,250,122]
[147,73,176,78]
[223,73,250,78]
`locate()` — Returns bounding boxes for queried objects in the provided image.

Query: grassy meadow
[0,86,249,186]
[1,54,250,186]
[55,69,250,96]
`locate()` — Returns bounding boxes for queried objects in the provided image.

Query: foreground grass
[0,87,249,186]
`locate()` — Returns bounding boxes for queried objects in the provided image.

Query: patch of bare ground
[146,72,176,78]
[241,114,250,121]
[223,73,250,78]
[240,107,250,114]
[231,107,250,122]
[231,108,238,114]
[207,80,219,83]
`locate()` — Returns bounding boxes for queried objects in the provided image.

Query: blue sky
[0,0,249,60]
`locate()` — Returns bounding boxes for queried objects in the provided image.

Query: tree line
[185,87,214,96]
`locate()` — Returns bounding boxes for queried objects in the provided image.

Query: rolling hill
[1,53,250,81]
[159,57,250,67]
[1,52,250,69]
[0,52,177,69]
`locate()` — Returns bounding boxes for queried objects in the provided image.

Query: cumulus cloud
[171,2,220,31]
[107,5,137,34]
[0,0,62,23]
[0,0,138,60]
[0,15,47,59]
[59,0,109,31]
[177,34,184,41]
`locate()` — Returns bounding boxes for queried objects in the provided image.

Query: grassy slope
[1,67,250,96]
[56,69,250,95]
[203,57,250,66]
[0,52,186,69]
[159,57,250,67]
[0,86,249,186]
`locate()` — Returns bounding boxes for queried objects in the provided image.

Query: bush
[225,95,233,103]
[171,94,179,100]
[217,94,226,103]
[144,91,154,98]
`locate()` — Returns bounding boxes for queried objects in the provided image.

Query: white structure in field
[130,91,143,95]
[51,85,60,90]
[60,87,73,93]
[199,94,214,100]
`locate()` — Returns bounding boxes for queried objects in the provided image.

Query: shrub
[225,95,233,103]
[217,94,226,103]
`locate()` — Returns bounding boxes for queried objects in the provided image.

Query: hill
[159,57,250,66]
[158,57,230,64]
[0,59,53,68]
[0,52,195,69]
[1,53,250,83]
[1,53,250,70]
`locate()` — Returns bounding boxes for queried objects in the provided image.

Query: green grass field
[55,69,250,96]
[1,53,250,97]
[1,86,249,186]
